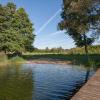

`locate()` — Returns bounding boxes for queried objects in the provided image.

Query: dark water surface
[0,64,95,100]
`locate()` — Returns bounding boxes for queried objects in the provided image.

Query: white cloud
[50,30,66,36]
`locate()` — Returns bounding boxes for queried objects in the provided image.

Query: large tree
[0,2,35,53]
[58,0,100,60]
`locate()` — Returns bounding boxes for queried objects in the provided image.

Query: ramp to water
[71,69,100,100]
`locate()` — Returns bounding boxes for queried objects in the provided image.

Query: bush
[10,56,25,64]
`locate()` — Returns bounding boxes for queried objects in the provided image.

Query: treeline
[33,47,68,54]
[32,45,100,54]
[68,45,100,54]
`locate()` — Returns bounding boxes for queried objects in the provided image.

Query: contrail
[50,30,66,36]
[36,9,61,34]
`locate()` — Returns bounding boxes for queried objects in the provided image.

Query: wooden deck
[71,69,100,100]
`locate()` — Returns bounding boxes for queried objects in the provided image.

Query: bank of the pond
[0,56,72,66]
[10,56,26,64]
[0,54,26,66]
[22,54,100,67]
[11,57,73,65]
[1,53,100,67]
[26,60,72,65]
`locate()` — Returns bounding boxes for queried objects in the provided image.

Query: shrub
[10,56,25,64]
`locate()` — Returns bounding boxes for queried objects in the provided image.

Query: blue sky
[0,0,76,49]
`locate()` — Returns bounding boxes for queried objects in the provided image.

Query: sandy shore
[26,60,72,65]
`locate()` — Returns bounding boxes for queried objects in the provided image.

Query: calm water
[0,64,95,100]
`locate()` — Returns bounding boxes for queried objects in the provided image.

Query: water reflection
[30,64,94,100]
[0,65,33,100]
[0,64,95,100]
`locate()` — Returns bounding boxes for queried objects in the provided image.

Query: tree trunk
[85,68,90,83]
[83,34,90,83]
[83,34,89,61]
[4,50,7,54]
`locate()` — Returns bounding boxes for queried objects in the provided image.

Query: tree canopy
[58,0,100,47]
[0,2,35,53]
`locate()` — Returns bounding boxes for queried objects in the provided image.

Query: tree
[58,0,100,61]
[13,8,35,52]
[0,2,35,53]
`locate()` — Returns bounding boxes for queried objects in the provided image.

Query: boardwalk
[71,69,100,100]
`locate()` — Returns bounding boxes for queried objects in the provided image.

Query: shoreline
[26,60,72,65]
[0,59,73,66]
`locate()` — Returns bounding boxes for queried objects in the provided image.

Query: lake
[0,64,95,100]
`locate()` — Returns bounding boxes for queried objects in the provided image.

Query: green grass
[6,53,100,67]
[22,53,100,67]
[5,45,100,67]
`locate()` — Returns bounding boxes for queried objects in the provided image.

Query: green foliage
[68,45,100,54]
[10,56,25,64]
[32,47,66,54]
[23,45,100,67]
[30,45,100,54]
[58,0,100,48]
[0,2,35,53]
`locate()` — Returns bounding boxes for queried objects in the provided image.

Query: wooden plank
[71,69,100,100]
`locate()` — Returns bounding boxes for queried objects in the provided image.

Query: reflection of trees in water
[66,80,85,100]
[84,68,91,83]
[0,65,34,100]
[65,67,94,100]
[84,64,96,83]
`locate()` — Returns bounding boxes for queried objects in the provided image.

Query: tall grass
[0,52,8,66]
[0,52,26,65]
